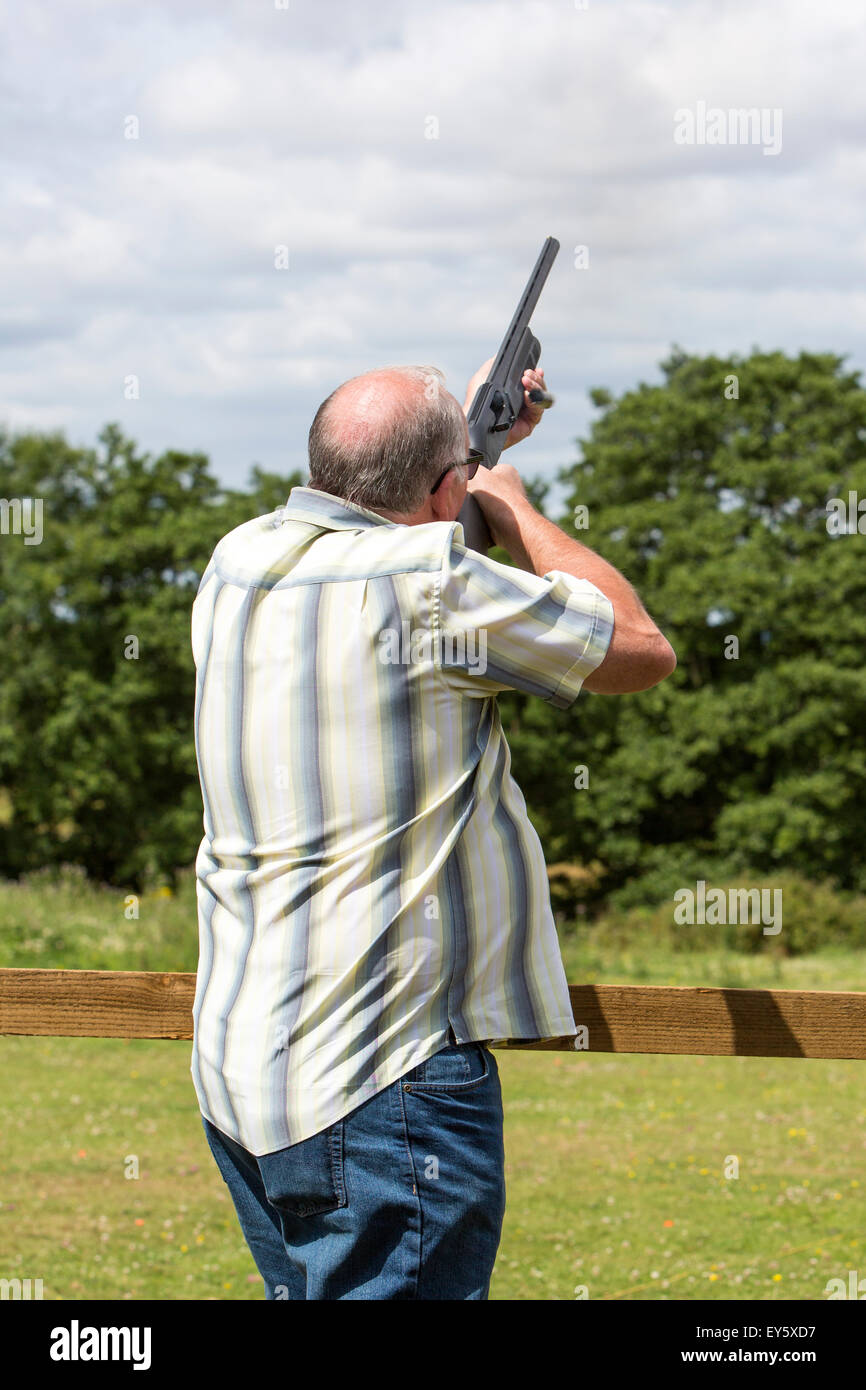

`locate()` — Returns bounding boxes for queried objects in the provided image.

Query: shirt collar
[278,486,400,533]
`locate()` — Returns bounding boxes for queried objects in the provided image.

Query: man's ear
[429,470,465,523]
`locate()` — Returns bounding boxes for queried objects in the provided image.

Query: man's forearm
[491,497,658,635]
[483,493,675,693]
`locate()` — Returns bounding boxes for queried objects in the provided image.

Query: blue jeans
[201,1040,506,1300]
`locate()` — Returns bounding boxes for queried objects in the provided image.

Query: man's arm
[466,463,676,694]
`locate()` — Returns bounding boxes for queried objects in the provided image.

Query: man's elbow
[584,632,677,694]
[640,633,677,689]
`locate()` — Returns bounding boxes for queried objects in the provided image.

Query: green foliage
[0,863,200,970]
[579,873,866,958]
[0,423,303,887]
[503,347,866,900]
[3,346,866,913]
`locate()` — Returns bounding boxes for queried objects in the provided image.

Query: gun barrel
[489,236,560,382]
[467,237,560,456]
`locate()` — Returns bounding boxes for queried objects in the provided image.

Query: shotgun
[457,235,560,552]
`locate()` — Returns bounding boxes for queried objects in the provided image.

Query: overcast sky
[2,0,865,509]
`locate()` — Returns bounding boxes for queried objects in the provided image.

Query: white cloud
[1,0,865,501]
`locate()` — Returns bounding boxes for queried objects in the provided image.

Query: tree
[0,423,303,886]
[499,349,866,901]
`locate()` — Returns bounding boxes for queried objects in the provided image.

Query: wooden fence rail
[1,969,865,1059]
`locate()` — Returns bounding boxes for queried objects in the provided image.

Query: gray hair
[307,365,467,513]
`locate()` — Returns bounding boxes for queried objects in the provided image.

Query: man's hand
[465,462,532,551]
[463,358,550,449]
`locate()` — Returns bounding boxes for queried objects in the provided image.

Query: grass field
[1,871,864,1302]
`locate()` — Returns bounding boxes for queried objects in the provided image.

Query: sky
[2,0,865,511]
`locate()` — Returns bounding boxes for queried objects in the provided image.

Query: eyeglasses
[430,450,484,495]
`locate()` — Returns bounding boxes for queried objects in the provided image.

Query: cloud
[1,0,865,502]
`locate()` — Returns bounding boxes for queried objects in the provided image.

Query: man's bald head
[308,365,468,514]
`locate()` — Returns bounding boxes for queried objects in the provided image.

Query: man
[190,359,675,1301]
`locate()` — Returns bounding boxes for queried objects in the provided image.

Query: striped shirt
[190,485,614,1155]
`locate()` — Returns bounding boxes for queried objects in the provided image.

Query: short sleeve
[435,530,615,708]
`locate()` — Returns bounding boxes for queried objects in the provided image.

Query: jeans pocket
[260,1120,347,1219]
[403,1042,490,1093]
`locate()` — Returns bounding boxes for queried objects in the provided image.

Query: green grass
[558,936,866,992]
[494,1049,865,1301]
[1,1037,862,1301]
[1,870,864,1301]
[0,866,199,972]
